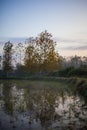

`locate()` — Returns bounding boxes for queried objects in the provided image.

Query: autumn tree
[24,31,62,72]
[36,30,61,72]
[24,37,41,72]
[3,41,13,75]
[25,43,35,71]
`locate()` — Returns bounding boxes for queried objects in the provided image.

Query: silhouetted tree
[3,41,13,76]
[70,55,82,68]
[0,55,2,70]
[15,43,24,65]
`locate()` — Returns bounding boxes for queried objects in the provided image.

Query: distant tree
[83,56,87,65]
[0,55,2,70]
[3,41,13,76]
[70,55,82,68]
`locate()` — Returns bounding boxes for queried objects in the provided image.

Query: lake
[0,80,87,130]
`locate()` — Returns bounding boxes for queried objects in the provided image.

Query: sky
[0,0,87,56]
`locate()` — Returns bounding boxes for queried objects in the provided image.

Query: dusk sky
[0,0,87,56]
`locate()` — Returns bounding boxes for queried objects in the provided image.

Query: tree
[70,55,82,68]
[25,44,35,71]
[3,41,13,75]
[24,38,41,72]
[46,49,62,71]
[0,55,2,70]
[36,30,61,71]
[24,31,62,72]
[83,56,87,65]
[15,43,24,65]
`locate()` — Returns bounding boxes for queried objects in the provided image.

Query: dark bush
[68,68,87,77]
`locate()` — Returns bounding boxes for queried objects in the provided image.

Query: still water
[0,80,87,130]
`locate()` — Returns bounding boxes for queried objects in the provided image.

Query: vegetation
[2,41,13,77]
[0,31,87,78]
[50,66,87,78]
[24,30,62,72]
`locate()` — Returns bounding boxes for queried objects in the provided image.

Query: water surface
[0,80,87,130]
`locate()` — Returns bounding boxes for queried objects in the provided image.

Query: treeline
[60,56,87,77]
[0,31,62,78]
[49,67,87,78]
[0,30,87,78]
[48,56,87,77]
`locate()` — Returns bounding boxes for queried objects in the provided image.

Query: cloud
[0,37,26,44]
[54,37,87,45]
[54,37,87,51]
[0,37,87,53]
[58,45,87,50]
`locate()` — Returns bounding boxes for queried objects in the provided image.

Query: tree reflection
[3,81,14,115]
[0,81,87,130]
